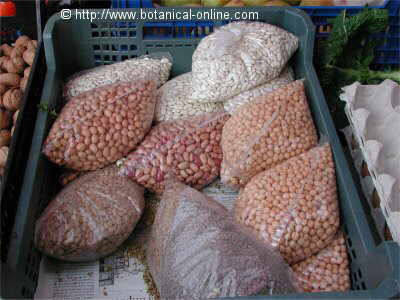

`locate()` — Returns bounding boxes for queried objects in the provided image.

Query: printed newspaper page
[35,243,153,300]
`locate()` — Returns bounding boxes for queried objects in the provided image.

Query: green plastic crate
[3,8,399,299]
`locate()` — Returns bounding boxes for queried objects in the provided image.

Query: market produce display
[43,80,157,171]
[35,165,145,262]
[63,54,172,102]
[147,180,299,299]
[0,35,37,176]
[292,231,351,292]
[155,0,383,6]
[234,143,340,264]
[190,21,298,102]
[34,20,351,298]
[221,80,318,187]
[155,72,224,122]
[121,112,229,194]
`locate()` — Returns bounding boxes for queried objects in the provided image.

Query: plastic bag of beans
[35,166,145,262]
[234,143,340,264]
[63,53,172,102]
[147,180,300,299]
[223,67,295,113]
[120,112,229,194]
[292,231,351,293]
[43,80,157,171]
[221,80,318,187]
[155,72,224,122]
[190,21,298,103]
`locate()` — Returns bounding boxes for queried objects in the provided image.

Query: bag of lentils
[63,53,172,102]
[223,67,294,113]
[43,80,157,171]
[190,21,298,103]
[155,72,224,122]
[120,112,229,194]
[35,165,145,262]
[147,180,300,299]
[234,143,340,264]
[221,80,318,187]
[292,231,351,293]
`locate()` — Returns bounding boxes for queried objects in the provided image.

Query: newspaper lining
[35,244,153,300]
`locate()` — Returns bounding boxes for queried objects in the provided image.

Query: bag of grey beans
[35,165,145,262]
[221,80,318,187]
[292,231,351,293]
[155,72,224,122]
[120,112,229,194]
[147,180,299,299]
[190,21,298,103]
[43,80,157,171]
[234,143,340,264]
[63,54,172,102]
[223,67,295,113]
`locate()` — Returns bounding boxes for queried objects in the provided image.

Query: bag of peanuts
[147,180,300,299]
[35,165,145,262]
[190,21,298,103]
[43,80,157,171]
[221,80,318,187]
[223,67,295,113]
[155,72,224,122]
[63,53,172,102]
[292,231,351,293]
[234,143,340,264]
[120,112,229,194]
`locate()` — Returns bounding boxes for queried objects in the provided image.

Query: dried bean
[121,112,229,194]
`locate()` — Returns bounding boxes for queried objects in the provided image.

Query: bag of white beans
[190,21,298,103]
[221,80,318,187]
[292,231,351,293]
[43,80,157,171]
[147,180,300,299]
[63,53,172,102]
[223,67,295,113]
[234,143,340,264]
[120,112,229,194]
[35,165,145,262]
[155,72,224,122]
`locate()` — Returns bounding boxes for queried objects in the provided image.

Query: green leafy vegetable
[317,9,400,129]
[38,102,58,117]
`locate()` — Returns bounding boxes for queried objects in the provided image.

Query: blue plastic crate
[111,0,399,67]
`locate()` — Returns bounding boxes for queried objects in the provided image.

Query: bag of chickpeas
[43,80,157,171]
[221,80,318,188]
[120,112,230,194]
[147,180,300,299]
[292,231,351,293]
[234,143,340,264]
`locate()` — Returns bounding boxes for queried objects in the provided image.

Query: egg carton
[340,79,399,245]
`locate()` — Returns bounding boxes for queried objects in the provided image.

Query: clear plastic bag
[190,21,298,103]
[155,72,224,122]
[221,80,318,187]
[120,112,229,194]
[234,143,340,264]
[292,231,351,293]
[35,165,145,262]
[63,53,172,102]
[223,67,295,113]
[43,80,157,171]
[147,180,299,299]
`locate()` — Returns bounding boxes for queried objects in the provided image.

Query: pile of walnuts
[0,35,37,175]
